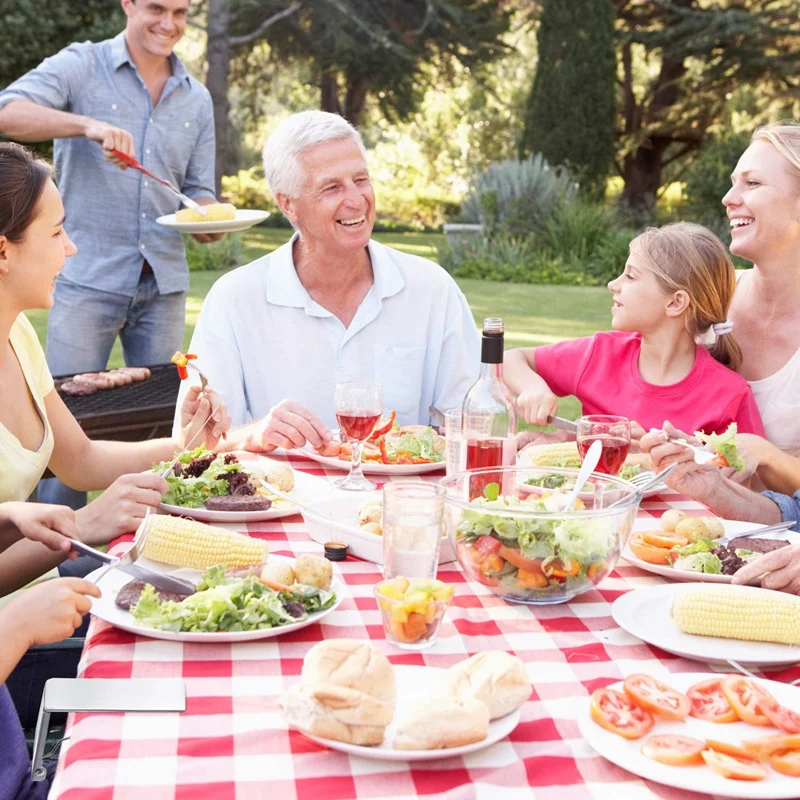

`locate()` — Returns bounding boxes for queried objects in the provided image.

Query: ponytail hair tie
[712,320,734,336]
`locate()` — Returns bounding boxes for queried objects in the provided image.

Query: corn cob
[671,585,800,645]
[523,441,581,468]
[138,515,268,570]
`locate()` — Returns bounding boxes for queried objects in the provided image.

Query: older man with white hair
[175,110,480,452]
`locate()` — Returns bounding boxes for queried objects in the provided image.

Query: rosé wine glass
[334,380,384,491]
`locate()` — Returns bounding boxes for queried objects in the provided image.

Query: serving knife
[546,415,578,434]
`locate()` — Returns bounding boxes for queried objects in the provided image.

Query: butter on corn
[138,515,268,570]
[671,585,800,645]
[523,441,581,468]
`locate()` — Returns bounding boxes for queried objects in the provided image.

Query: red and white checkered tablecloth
[49,454,800,800]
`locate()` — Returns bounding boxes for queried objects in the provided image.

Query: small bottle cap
[324,541,348,561]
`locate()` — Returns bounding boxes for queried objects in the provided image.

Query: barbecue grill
[56,363,180,441]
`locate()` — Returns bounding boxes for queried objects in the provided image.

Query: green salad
[525,463,642,492]
[696,423,744,471]
[455,489,617,598]
[154,445,247,508]
[131,565,337,633]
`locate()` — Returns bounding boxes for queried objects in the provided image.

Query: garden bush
[184,233,244,272]
[459,153,578,236]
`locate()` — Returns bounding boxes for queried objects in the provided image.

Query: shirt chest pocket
[762,400,800,453]
[373,343,427,420]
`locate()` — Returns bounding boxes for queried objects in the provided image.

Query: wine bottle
[461,317,518,498]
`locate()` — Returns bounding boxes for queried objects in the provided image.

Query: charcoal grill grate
[56,364,180,420]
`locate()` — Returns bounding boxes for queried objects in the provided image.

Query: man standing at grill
[0,0,222,509]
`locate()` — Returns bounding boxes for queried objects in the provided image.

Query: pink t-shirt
[534,331,765,436]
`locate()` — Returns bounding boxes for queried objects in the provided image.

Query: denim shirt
[0,33,215,297]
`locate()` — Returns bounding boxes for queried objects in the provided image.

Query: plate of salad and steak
[154,446,330,522]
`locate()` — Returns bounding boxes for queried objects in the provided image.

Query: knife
[110,149,208,216]
[546,415,578,434]
[716,520,796,546]
[68,538,196,595]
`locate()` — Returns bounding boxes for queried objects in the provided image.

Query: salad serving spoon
[564,439,602,511]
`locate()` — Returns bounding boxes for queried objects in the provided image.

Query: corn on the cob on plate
[137,514,268,570]
[671,584,800,645]
[518,441,582,469]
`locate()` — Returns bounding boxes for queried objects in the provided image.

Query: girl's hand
[516,387,559,428]
[2,578,101,648]
[177,386,231,451]
[0,502,81,554]
[76,472,168,546]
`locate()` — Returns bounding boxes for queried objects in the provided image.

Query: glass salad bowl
[442,466,641,605]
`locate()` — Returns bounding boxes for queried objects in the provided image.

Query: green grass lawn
[27,229,613,420]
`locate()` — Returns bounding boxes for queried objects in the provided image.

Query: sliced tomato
[769,749,800,777]
[701,750,767,781]
[705,740,754,760]
[756,699,800,734]
[587,560,608,581]
[721,676,775,726]
[623,674,690,721]
[590,688,654,740]
[687,678,737,723]
[641,531,689,549]
[628,532,673,565]
[498,545,544,574]
[710,454,730,468]
[474,535,502,559]
[516,567,548,589]
[742,733,800,759]
[641,734,705,766]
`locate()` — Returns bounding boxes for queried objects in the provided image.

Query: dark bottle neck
[481,333,504,365]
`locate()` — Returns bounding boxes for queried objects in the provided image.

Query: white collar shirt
[174,235,481,430]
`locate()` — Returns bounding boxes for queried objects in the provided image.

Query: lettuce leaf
[695,423,744,471]
[385,427,444,462]
[672,552,722,574]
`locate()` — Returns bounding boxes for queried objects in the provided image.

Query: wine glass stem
[349,438,366,482]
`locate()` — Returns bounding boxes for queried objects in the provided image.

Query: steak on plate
[115,579,195,611]
[204,495,272,512]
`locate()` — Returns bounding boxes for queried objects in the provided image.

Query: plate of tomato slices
[579,672,800,798]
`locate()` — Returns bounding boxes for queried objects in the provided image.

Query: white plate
[87,555,344,643]
[580,672,800,799]
[158,457,331,522]
[297,445,445,475]
[301,491,456,565]
[155,209,269,234]
[621,519,799,584]
[612,583,800,667]
[296,665,520,761]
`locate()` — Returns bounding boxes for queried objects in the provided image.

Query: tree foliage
[615,0,800,210]
[0,0,124,88]
[518,0,617,197]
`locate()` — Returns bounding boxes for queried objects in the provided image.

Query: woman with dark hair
[0,142,230,593]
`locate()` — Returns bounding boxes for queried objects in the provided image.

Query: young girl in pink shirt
[504,222,765,437]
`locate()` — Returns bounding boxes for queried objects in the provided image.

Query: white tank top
[735,270,800,453]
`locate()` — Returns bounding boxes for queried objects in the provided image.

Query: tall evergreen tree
[519,0,616,196]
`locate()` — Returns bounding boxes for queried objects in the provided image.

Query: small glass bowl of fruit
[374,576,454,651]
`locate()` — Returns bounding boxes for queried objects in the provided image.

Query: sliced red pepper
[176,364,189,380]
[474,535,502,558]
[395,452,415,464]
[369,411,396,441]
[498,545,544,574]
[378,439,392,464]
[185,353,197,361]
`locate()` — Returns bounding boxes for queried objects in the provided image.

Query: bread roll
[393,695,490,750]
[280,682,393,746]
[301,639,396,708]
[447,651,531,719]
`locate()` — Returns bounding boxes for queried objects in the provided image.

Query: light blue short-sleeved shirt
[0,32,216,297]
[174,236,481,430]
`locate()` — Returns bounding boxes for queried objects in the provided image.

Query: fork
[185,361,226,441]
[648,429,717,465]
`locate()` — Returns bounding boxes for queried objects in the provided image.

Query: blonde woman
[505,222,764,435]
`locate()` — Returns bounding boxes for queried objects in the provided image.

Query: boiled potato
[360,522,383,536]
[267,462,295,493]
[674,516,710,543]
[175,202,236,223]
[261,560,295,587]
[698,516,725,540]
[660,509,688,532]
[358,503,383,528]
[294,553,332,590]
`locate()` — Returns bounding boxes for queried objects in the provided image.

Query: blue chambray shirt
[0,32,215,297]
